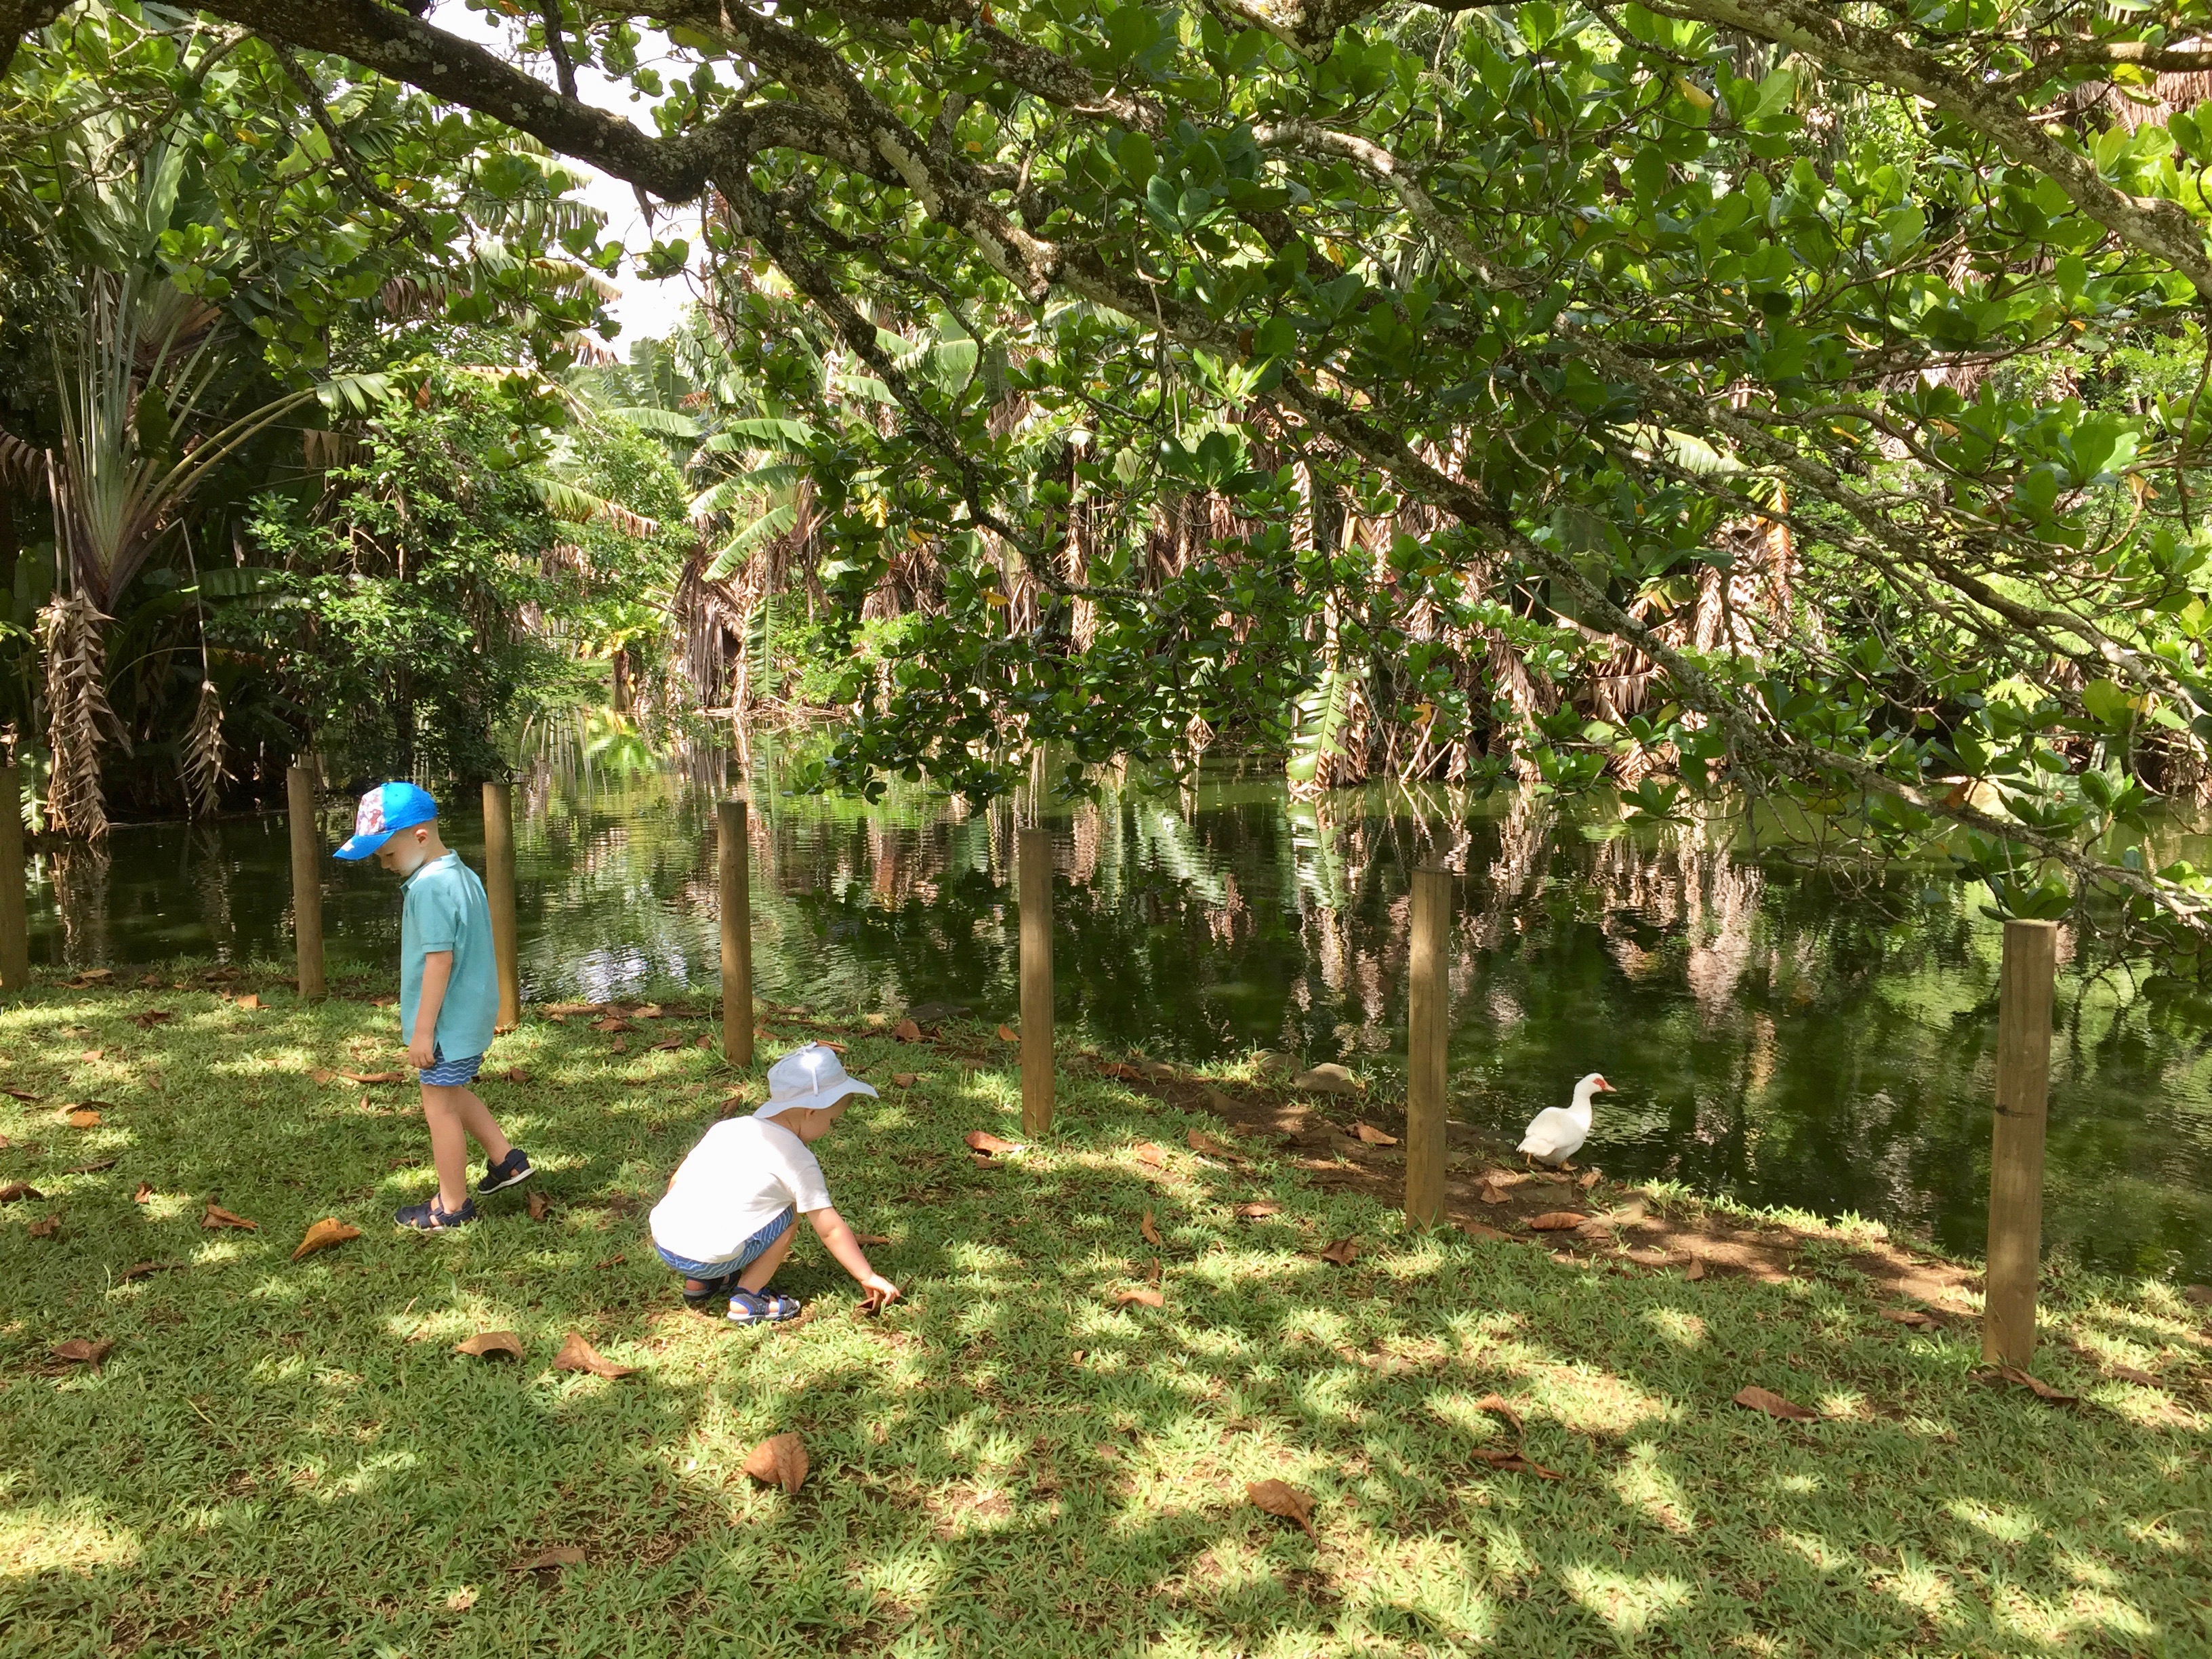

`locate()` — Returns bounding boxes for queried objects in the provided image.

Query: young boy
[651,1042,899,1324]
[333,781,533,1230]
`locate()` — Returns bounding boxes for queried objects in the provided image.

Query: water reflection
[18,757,2212,1279]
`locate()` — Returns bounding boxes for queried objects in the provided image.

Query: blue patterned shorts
[655,1206,796,1279]
[419,1047,485,1087]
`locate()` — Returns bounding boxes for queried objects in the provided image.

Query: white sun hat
[754,1042,879,1121]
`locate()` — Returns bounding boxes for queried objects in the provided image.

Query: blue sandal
[727,1288,802,1324]
[396,1195,476,1231]
[682,1274,735,1309]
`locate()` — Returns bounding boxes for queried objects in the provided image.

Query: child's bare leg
[448,1087,513,1165]
[420,1085,474,1212]
[734,1225,796,1292]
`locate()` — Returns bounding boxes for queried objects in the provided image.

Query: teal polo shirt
[398,852,501,1061]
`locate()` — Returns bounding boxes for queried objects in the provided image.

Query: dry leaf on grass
[1469,1448,1563,1479]
[0,1182,43,1203]
[964,1130,1021,1157]
[291,1218,361,1261]
[1526,1212,1586,1232]
[891,1073,916,1088]
[1880,1307,1944,1330]
[516,1545,585,1572]
[1478,1184,1512,1205]
[649,1037,684,1052]
[1,1086,41,1102]
[78,1048,104,1063]
[131,1183,152,1204]
[853,1233,893,1246]
[1577,1168,1603,1190]
[633,1004,663,1020]
[1734,1385,1819,1422]
[742,1432,808,1494]
[1351,1122,1397,1146]
[1317,1237,1361,1266]
[311,1068,335,1085]
[446,1586,478,1612]
[339,1069,405,1084]
[1992,1366,2078,1405]
[609,1036,629,1054]
[2108,1366,2163,1388]
[694,1034,713,1050]
[28,1214,60,1238]
[52,1338,113,1366]
[542,1001,603,1017]
[590,1017,632,1033]
[554,1331,634,1379]
[1111,1286,1165,1309]
[1247,1479,1317,1539]
[233,994,261,1010]
[201,1202,258,1231]
[1141,1210,1163,1247]
[1683,1259,1707,1282]
[895,1019,922,1042]
[1458,1220,1509,1241]
[1472,1393,1523,1434]
[66,1109,102,1129]
[453,1331,525,1361]
[528,1190,550,1221]
[997,1024,1018,1042]
[500,1067,530,1084]
[1233,1201,1282,1220]
[119,1261,176,1282]
[129,1010,174,1029]
[1132,1142,1166,1168]
[1188,1130,1234,1157]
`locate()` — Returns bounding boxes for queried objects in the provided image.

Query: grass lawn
[3,971,2209,1658]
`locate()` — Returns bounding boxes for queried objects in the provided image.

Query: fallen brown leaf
[742,1432,808,1494]
[28,1214,60,1238]
[554,1331,634,1379]
[965,1130,1021,1156]
[1146,1256,1162,1284]
[1683,1259,1707,1282]
[1187,1130,1234,1156]
[1132,1142,1166,1168]
[312,1068,335,1085]
[1478,1183,1512,1206]
[590,1017,632,1033]
[129,1010,175,1029]
[528,1189,550,1221]
[2108,1366,2163,1388]
[1141,1209,1163,1247]
[0,1182,43,1203]
[118,1261,175,1282]
[895,1019,922,1042]
[291,1218,361,1262]
[201,1202,258,1231]
[1992,1366,2078,1405]
[1577,1168,1603,1190]
[132,1183,152,1204]
[1469,1448,1563,1479]
[609,1036,628,1054]
[633,1004,663,1019]
[79,1048,103,1063]
[515,1545,585,1572]
[1,1086,41,1103]
[695,1034,713,1049]
[234,994,260,1010]
[542,1001,604,1017]
[1233,1201,1282,1220]
[1733,1385,1818,1422]
[1317,1237,1361,1266]
[446,1587,478,1612]
[1526,1212,1586,1231]
[1879,1307,1944,1330]
[453,1330,525,1361]
[853,1233,893,1246]
[338,1069,405,1084]
[500,1067,530,1084]
[997,1024,1018,1043]
[1111,1286,1165,1308]
[891,1072,916,1088]
[66,1109,102,1129]
[1351,1122,1397,1146]
[1247,1479,1317,1539]
[1457,1220,1509,1241]
[1473,1393,1523,1434]
[52,1338,112,1366]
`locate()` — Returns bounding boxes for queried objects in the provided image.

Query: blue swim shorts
[654,1206,796,1279]
[419,1047,485,1086]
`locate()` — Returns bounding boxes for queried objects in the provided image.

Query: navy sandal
[682,1274,735,1309]
[395,1195,476,1231]
[727,1288,802,1324]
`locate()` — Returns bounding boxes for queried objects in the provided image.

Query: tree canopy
[12,0,2212,954]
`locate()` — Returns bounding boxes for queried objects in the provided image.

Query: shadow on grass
[1,979,2208,1656]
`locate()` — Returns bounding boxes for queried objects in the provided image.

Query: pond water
[18,752,2212,1282]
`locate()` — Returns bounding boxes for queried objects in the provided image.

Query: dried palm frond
[182,679,228,817]
[41,592,126,840]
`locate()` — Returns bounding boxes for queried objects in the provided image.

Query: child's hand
[407,1036,436,1070]
[860,1274,901,1314]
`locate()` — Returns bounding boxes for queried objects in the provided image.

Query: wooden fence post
[1019,827,1054,1136]
[482,781,522,1031]
[1984,918,2058,1368]
[286,764,325,1001]
[1406,865,1451,1226]
[0,763,27,994]
[719,798,754,1067]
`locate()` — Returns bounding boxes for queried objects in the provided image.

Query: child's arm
[806,1206,899,1311]
[409,950,452,1069]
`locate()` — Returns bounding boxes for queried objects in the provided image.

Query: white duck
[1517,1073,1616,1168]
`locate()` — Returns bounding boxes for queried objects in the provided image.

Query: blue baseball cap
[333,781,440,861]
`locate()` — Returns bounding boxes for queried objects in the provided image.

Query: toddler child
[333,781,533,1229]
[651,1042,899,1324]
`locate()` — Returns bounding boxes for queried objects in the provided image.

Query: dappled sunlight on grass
[3,977,2211,1654]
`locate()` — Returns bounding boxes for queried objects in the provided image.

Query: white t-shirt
[649,1115,832,1266]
